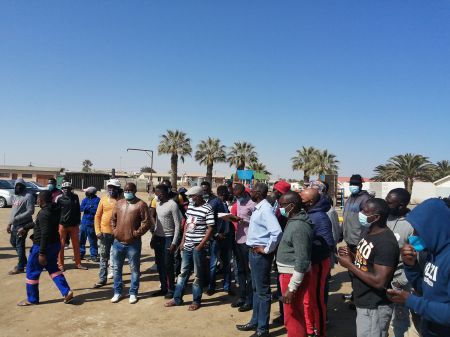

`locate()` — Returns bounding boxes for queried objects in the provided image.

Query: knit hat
[350,174,363,186]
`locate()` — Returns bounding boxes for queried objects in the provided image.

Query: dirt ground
[0,192,357,337]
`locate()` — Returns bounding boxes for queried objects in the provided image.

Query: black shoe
[272,315,284,327]
[236,323,257,331]
[231,300,245,308]
[206,289,215,296]
[89,257,99,263]
[226,289,235,296]
[164,292,174,299]
[250,332,269,337]
[93,281,106,289]
[238,303,253,312]
[151,290,168,297]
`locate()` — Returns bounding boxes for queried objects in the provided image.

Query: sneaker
[111,294,122,303]
[107,272,114,279]
[129,295,138,304]
[64,290,74,304]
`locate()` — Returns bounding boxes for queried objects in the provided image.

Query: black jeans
[153,235,175,293]
[10,228,27,270]
[236,243,253,305]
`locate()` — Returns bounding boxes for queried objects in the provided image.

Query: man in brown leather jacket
[110,182,153,304]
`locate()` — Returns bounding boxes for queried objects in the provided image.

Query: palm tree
[227,142,258,170]
[372,153,436,193]
[434,160,450,180]
[312,149,339,176]
[195,137,227,184]
[248,161,272,176]
[291,146,319,183]
[158,130,192,189]
[82,159,93,172]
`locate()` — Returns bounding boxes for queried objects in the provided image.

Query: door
[11,173,18,180]
[36,175,54,186]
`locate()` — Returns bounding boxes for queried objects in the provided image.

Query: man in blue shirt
[79,187,100,262]
[237,183,282,337]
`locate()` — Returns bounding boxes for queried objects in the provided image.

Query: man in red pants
[276,191,314,337]
[301,188,334,337]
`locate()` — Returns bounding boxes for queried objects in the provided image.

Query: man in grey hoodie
[6,178,35,274]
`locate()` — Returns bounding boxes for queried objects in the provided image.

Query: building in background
[0,165,63,185]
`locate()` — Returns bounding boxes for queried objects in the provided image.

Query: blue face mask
[359,212,374,228]
[279,204,293,218]
[124,192,135,200]
[408,235,426,252]
[349,186,360,195]
[47,184,55,191]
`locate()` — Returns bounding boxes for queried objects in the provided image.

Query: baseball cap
[106,178,121,188]
[83,186,97,194]
[186,186,203,196]
[61,182,72,188]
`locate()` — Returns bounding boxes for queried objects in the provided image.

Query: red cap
[274,181,291,194]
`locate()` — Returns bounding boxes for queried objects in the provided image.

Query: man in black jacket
[17,191,73,305]
[57,182,87,271]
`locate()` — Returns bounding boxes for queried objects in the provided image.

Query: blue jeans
[208,238,232,292]
[79,223,98,258]
[26,243,70,303]
[112,239,142,296]
[98,234,114,283]
[173,248,206,305]
[249,250,274,333]
[153,235,175,293]
[10,228,27,270]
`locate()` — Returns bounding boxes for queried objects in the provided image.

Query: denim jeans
[249,250,274,333]
[208,237,232,292]
[79,223,98,259]
[236,243,253,305]
[153,235,175,293]
[10,228,27,270]
[112,239,142,296]
[98,234,114,283]
[173,248,206,305]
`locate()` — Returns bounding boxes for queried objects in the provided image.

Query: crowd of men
[5,174,450,337]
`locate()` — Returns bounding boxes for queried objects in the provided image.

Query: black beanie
[350,174,363,186]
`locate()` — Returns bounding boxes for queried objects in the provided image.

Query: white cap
[83,186,97,194]
[106,178,121,188]
[186,186,203,196]
[61,182,72,188]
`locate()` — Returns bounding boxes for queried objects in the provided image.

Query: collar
[254,199,268,210]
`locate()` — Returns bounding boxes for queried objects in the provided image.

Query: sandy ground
[0,192,357,337]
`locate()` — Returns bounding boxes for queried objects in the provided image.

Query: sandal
[17,300,36,306]
[64,290,74,304]
[93,282,106,289]
[165,299,182,307]
[188,303,200,311]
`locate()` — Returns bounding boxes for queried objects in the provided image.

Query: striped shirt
[183,203,215,251]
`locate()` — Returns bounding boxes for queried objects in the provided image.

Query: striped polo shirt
[184,203,215,251]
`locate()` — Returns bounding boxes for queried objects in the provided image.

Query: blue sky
[1,1,449,179]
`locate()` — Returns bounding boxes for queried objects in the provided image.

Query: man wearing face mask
[387,198,450,337]
[93,179,122,288]
[57,182,86,271]
[276,191,314,337]
[47,178,62,203]
[79,187,100,262]
[385,188,415,337]
[7,178,35,275]
[111,182,152,304]
[300,188,334,337]
[338,198,399,337]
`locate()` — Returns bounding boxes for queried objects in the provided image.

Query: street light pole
[127,148,154,191]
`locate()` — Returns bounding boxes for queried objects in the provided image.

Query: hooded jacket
[307,195,335,263]
[404,198,450,337]
[343,190,372,246]
[9,192,35,228]
[32,203,61,255]
[57,192,81,227]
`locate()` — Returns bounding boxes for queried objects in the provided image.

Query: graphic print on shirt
[424,262,438,287]
[354,238,374,272]
[186,215,197,233]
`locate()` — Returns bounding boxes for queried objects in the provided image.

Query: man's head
[186,186,205,206]
[201,181,212,194]
[124,183,137,201]
[309,180,326,195]
[349,174,363,195]
[300,188,320,211]
[107,178,121,198]
[217,185,229,202]
[162,179,172,189]
[360,198,390,228]
[84,186,97,198]
[14,179,27,195]
[61,181,73,195]
[38,190,52,208]
[386,188,411,217]
[279,191,302,218]
[233,183,246,199]
[250,183,268,203]
[47,178,57,191]
[272,181,291,200]
[155,184,170,201]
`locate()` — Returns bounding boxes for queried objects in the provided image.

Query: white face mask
[188,197,194,205]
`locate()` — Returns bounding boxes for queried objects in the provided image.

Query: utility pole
[127,148,154,191]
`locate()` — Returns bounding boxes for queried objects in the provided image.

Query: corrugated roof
[0,165,63,172]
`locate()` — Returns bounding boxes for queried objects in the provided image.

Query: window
[22,173,33,178]
[0,173,9,178]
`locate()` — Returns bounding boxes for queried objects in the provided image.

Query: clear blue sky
[1,1,449,179]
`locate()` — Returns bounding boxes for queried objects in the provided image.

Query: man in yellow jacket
[93,179,122,288]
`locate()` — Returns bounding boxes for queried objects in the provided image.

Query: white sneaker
[107,272,113,279]
[129,295,138,304]
[111,294,122,303]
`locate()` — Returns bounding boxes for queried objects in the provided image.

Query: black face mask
[15,185,25,195]
[389,207,400,216]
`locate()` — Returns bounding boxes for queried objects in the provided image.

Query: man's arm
[289,224,313,292]
[94,199,104,235]
[171,204,183,245]
[74,195,81,224]
[149,206,157,233]
[134,202,151,237]
[80,198,87,212]
[196,208,215,250]
[262,206,282,254]
[13,194,35,224]
[38,213,50,255]
[111,203,118,233]
[346,262,395,289]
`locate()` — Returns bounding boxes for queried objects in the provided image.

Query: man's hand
[252,246,265,254]
[337,251,353,269]
[96,233,103,240]
[38,254,47,266]
[216,233,226,241]
[282,289,295,304]
[179,241,185,251]
[195,244,204,251]
[401,244,417,267]
[387,289,411,305]
[17,228,26,238]
[169,244,176,254]
[7,224,11,234]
